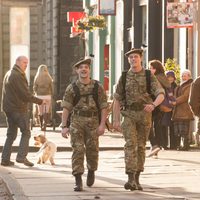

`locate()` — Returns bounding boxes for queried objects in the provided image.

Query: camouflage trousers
[121,111,151,173]
[70,116,99,176]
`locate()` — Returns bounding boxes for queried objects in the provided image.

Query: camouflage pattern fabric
[70,116,99,175]
[114,68,164,173]
[62,79,108,175]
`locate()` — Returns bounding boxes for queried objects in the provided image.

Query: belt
[73,110,98,117]
[125,103,144,111]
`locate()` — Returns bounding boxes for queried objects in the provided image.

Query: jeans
[1,112,31,162]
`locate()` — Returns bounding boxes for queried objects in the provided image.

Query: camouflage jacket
[114,68,164,110]
[62,79,108,113]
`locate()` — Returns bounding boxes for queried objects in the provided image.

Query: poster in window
[167,2,193,28]
[98,0,116,15]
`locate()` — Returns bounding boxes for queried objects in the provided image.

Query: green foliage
[77,15,106,32]
[164,58,181,84]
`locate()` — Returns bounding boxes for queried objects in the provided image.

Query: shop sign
[167,2,193,28]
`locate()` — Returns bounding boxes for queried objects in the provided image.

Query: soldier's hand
[113,121,122,132]
[97,124,105,136]
[144,104,155,113]
[61,127,69,139]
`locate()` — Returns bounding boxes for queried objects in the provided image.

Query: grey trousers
[1,112,31,162]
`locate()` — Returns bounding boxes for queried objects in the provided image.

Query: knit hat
[166,70,176,80]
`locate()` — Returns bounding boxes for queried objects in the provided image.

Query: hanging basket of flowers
[76,15,106,32]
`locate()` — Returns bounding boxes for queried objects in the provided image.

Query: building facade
[0,0,84,125]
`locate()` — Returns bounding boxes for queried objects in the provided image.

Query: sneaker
[146,146,161,157]
[1,160,15,166]
[16,158,34,167]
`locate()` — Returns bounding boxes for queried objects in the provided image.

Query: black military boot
[135,171,143,190]
[74,174,83,191]
[86,170,95,187]
[124,173,136,191]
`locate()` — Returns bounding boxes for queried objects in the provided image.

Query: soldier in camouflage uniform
[61,57,108,192]
[113,48,165,191]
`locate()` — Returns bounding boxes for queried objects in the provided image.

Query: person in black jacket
[166,71,177,149]
[189,76,200,147]
[147,60,173,158]
[1,56,44,167]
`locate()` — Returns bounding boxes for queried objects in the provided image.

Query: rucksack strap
[72,82,80,106]
[93,80,100,110]
[145,69,151,95]
[122,71,127,107]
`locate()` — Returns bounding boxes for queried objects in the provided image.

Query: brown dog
[34,134,57,165]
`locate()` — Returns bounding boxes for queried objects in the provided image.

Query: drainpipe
[84,0,94,75]
[109,16,115,96]
[99,29,106,83]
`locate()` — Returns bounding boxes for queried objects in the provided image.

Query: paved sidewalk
[1,127,200,200]
[0,127,125,152]
[1,150,200,200]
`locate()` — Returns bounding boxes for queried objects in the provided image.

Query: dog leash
[35,143,47,157]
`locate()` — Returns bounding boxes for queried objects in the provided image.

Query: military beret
[73,57,91,68]
[125,48,143,57]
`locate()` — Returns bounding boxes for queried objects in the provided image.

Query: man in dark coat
[189,76,200,147]
[1,56,43,167]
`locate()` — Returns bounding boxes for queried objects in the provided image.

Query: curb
[0,167,28,200]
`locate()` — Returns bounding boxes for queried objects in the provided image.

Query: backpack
[67,80,100,127]
[121,70,175,112]
[121,69,152,107]
[159,87,175,112]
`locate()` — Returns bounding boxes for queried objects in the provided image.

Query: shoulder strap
[93,80,100,110]
[122,71,127,96]
[145,69,151,95]
[122,71,127,106]
[72,82,80,106]
[72,81,100,109]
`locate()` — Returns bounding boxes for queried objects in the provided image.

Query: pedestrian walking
[113,48,165,191]
[189,75,200,147]
[61,57,108,191]
[1,56,43,167]
[172,70,194,151]
[166,71,178,149]
[147,60,175,158]
[33,64,53,131]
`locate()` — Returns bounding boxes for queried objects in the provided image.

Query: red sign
[67,12,86,36]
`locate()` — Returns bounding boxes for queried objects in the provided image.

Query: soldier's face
[128,53,142,69]
[76,64,90,79]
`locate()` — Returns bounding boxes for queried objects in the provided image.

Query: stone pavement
[0,127,200,200]
[0,127,125,152]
